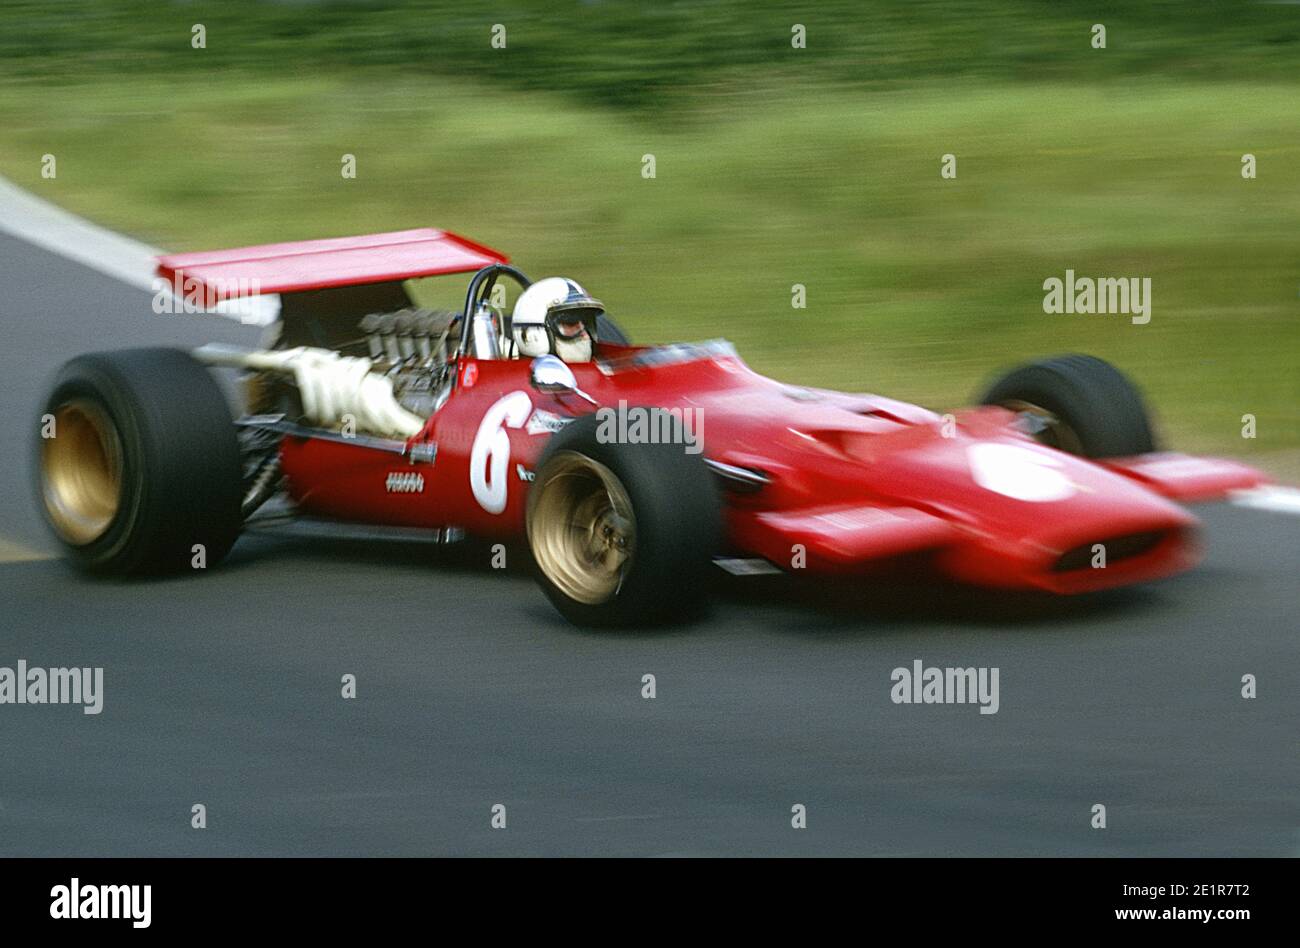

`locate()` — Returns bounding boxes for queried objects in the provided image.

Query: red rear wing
[155,228,509,301]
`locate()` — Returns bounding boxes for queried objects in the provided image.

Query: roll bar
[457,264,532,359]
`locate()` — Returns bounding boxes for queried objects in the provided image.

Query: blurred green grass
[0,2,1296,461]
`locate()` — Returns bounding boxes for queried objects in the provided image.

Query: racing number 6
[470,391,533,514]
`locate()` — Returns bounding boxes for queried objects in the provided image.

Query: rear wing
[156,228,509,347]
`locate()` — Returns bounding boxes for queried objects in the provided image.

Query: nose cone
[872,435,1200,592]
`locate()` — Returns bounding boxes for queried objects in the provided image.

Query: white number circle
[968,442,1076,503]
[470,391,533,513]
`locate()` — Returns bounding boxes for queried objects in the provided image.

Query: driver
[509,277,604,363]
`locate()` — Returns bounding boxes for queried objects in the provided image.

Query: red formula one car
[35,228,1268,625]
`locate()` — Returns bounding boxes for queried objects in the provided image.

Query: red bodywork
[277,350,1267,594]
[163,231,1270,594]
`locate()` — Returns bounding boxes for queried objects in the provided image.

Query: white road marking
[0,175,160,291]
[1229,485,1300,516]
[0,174,277,325]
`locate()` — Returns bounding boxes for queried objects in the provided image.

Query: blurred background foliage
[0,1,1296,459]
[4,1,1300,107]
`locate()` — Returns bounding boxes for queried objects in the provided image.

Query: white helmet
[510,277,604,363]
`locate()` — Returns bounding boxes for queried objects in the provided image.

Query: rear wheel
[37,348,244,574]
[980,354,1156,458]
[527,411,719,627]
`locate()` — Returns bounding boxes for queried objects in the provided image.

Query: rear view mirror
[529,355,597,405]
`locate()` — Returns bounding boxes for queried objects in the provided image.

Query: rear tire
[527,410,719,627]
[37,348,244,574]
[980,354,1156,458]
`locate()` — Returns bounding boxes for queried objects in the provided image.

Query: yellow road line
[0,537,55,563]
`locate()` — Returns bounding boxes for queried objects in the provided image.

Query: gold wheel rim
[527,451,636,606]
[42,400,123,545]
[999,399,1084,455]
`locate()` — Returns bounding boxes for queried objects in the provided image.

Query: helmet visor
[553,314,589,339]
[547,303,601,342]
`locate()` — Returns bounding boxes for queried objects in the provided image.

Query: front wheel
[980,354,1156,458]
[526,410,719,627]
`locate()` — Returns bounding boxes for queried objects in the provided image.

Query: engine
[208,307,470,439]
[356,308,460,418]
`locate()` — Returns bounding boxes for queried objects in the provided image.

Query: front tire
[37,348,244,574]
[526,410,719,627]
[980,354,1156,458]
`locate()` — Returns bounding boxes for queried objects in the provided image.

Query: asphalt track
[0,232,1296,856]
